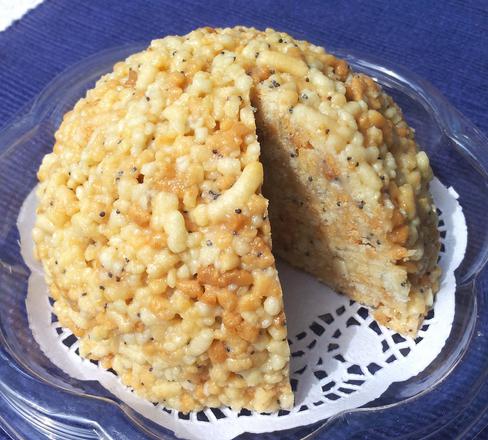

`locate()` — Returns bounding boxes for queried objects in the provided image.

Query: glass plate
[0,44,487,440]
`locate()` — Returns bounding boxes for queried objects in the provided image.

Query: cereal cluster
[33,26,440,411]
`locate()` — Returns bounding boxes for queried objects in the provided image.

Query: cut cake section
[252,32,440,335]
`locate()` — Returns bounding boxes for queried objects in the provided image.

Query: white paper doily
[18,178,467,440]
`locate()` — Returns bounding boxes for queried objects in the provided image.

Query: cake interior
[254,101,440,336]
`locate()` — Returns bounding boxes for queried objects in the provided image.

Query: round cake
[33,27,440,412]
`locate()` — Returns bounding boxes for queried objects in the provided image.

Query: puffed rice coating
[33,26,440,412]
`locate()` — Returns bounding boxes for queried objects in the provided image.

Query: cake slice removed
[250,32,440,335]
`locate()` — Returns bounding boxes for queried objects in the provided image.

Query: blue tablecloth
[0,1,487,439]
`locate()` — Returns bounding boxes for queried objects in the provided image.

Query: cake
[32,26,440,412]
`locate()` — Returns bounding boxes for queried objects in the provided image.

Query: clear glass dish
[0,44,487,440]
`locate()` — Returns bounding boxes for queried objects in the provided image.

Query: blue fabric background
[0,0,486,438]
